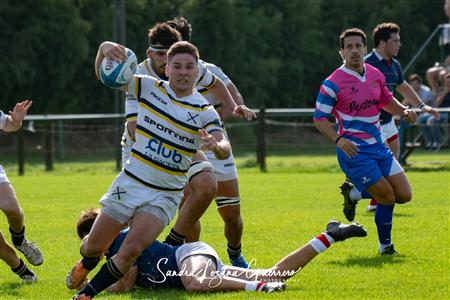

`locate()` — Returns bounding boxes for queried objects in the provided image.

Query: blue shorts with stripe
[336,142,403,192]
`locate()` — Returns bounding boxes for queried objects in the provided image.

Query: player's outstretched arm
[3,100,33,132]
[396,82,440,120]
[382,98,417,123]
[199,129,230,160]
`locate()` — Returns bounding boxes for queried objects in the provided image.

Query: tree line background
[0,0,446,114]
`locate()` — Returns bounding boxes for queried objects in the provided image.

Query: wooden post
[256,107,266,172]
[57,120,64,160]
[116,124,122,171]
[17,131,25,176]
[114,0,126,171]
[44,122,54,171]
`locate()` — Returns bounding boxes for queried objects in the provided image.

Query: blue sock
[375,204,394,246]
[78,259,123,297]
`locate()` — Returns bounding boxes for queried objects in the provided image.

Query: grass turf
[0,150,448,299]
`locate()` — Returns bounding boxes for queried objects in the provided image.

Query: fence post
[256,107,266,172]
[57,120,64,160]
[44,122,54,171]
[17,130,25,176]
[116,126,122,171]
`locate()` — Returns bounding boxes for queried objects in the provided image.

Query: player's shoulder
[201,60,221,73]
[324,67,346,85]
[365,63,384,78]
[191,90,212,106]
[391,57,402,69]
[364,51,378,63]
[136,59,151,75]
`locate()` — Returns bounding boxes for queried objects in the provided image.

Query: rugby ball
[99,48,137,88]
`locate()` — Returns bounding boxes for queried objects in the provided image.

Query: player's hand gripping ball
[100,48,137,88]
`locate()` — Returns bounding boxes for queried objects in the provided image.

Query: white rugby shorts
[205,150,238,182]
[175,241,224,271]
[380,119,399,143]
[99,171,183,225]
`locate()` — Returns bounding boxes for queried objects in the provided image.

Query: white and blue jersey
[125,75,223,191]
[122,58,219,165]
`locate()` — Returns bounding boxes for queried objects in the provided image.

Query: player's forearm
[382,98,409,116]
[396,82,422,107]
[314,120,340,143]
[227,82,245,106]
[94,44,106,79]
[210,80,237,118]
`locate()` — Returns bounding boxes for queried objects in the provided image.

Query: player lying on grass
[74,208,367,294]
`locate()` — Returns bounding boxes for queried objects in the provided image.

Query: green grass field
[0,151,448,299]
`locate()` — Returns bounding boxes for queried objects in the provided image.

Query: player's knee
[191,174,218,199]
[396,189,412,204]
[376,189,396,205]
[82,238,110,257]
[220,209,241,225]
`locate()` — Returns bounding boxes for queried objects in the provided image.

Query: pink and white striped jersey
[314,63,393,146]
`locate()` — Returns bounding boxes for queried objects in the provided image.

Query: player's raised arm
[95,41,133,93]
[1,100,33,132]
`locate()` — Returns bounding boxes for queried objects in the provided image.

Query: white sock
[379,243,392,252]
[309,233,335,253]
[245,281,265,291]
[349,186,362,201]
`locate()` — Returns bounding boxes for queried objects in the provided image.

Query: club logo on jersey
[144,115,195,144]
[150,91,168,105]
[111,186,126,200]
[187,112,199,124]
[360,176,371,184]
[145,138,182,163]
[349,99,380,113]
[349,86,359,95]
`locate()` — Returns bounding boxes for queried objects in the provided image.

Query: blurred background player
[0,100,43,283]
[75,208,367,294]
[314,28,417,255]
[419,72,450,151]
[344,23,438,213]
[164,17,254,268]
